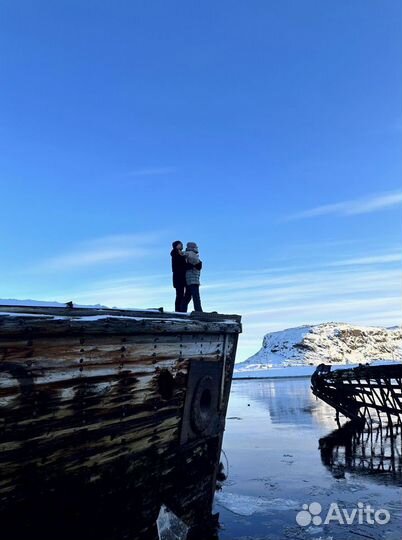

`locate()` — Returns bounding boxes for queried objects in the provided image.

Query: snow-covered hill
[236,322,402,372]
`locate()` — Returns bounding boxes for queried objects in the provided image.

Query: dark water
[214,378,402,540]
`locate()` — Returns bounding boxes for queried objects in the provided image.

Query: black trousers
[182,284,203,312]
[174,285,186,312]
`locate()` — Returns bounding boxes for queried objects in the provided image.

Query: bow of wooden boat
[0,304,242,539]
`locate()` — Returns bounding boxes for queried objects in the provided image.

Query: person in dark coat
[171,240,187,312]
[181,242,203,312]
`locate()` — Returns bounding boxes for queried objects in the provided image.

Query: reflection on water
[320,421,402,485]
[227,376,337,429]
[215,378,402,540]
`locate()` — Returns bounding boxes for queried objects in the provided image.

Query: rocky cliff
[236,323,402,371]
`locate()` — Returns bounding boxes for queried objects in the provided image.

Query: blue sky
[1,1,401,360]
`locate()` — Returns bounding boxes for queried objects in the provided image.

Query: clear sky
[1,1,401,360]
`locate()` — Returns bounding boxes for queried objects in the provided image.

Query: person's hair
[172,240,182,249]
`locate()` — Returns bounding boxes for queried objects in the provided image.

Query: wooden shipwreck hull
[0,305,241,540]
[311,363,402,426]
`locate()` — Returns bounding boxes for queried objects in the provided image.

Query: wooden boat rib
[0,305,242,540]
[311,363,402,425]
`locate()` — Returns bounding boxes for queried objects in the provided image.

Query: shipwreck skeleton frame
[311,363,402,427]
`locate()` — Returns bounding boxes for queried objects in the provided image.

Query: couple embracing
[170,241,203,313]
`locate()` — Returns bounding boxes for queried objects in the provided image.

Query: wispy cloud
[284,190,402,221]
[327,252,402,267]
[126,167,176,177]
[34,232,162,272]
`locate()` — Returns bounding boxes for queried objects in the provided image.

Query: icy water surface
[214,378,402,540]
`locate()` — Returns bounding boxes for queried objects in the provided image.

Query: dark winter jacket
[171,249,187,288]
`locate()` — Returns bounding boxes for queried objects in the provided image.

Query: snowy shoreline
[233,360,401,379]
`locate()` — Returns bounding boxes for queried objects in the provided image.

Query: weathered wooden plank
[0,315,241,338]
[0,304,241,322]
[0,306,242,340]
[0,338,225,367]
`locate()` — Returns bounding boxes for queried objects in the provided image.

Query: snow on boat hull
[0,305,241,539]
